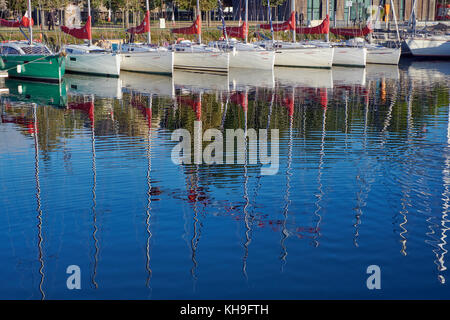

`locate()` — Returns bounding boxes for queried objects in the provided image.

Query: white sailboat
[256,1,334,69]
[305,3,366,68]
[366,43,401,65]
[365,0,401,65]
[406,36,450,58]
[170,0,229,73]
[120,0,173,75]
[405,0,450,58]
[208,0,275,70]
[61,0,120,77]
[331,44,367,67]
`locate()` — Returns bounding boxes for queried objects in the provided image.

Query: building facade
[231,0,438,22]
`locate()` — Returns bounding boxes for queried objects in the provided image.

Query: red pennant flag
[171,15,201,35]
[260,12,295,31]
[127,11,150,34]
[61,16,92,40]
[296,14,329,34]
[224,22,248,40]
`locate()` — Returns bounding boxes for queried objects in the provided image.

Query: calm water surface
[0,60,449,299]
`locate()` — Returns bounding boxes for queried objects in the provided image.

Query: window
[0,46,20,55]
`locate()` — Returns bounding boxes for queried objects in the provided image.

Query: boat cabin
[0,42,52,56]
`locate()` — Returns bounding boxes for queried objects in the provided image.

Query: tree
[0,0,8,11]
[175,0,217,11]
[262,0,286,7]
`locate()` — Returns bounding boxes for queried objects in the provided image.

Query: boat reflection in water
[121,71,174,98]
[65,74,123,99]
[275,67,333,89]
[1,62,450,299]
[2,78,67,108]
[174,70,229,93]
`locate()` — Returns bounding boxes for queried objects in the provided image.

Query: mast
[87,0,92,46]
[290,0,295,42]
[389,0,401,45]
[267,0,274,43]
[196,0,201,43]
[245,0,248,43]
[146,0,151,44]
[325,0,329,42]
[27,0,33,44]
[411,0,417,34]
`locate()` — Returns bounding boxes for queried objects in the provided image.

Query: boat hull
[65,53,121,77]
[366,47,401,65]
[333,47,367,67]
[0,54,65,83]
[173,51,229,73]
[274,47,333,69]
[406,38,450,58]
[120,51,174,75]
[229,50,275,70]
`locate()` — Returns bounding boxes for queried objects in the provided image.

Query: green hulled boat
[0,42,66,83]
[0,0,65,82]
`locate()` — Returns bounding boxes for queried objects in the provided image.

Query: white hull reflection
[275,67,333,89]
[174,70,229,93]
[366,64,400,81]
[229,68,274,90]
[332,66,366,87]
[120,71,174,98]
[65,73,123,99]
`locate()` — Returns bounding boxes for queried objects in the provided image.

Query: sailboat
[0,0,65,82]
[353,0,401,65]
[61,0,120,77]
[320,1,400,66]
[404,0,450,58]
[120,0,173,75]
[406,36,450,58]
[170,0,229,73]
[256,0,334,69]
[208,0,275,70]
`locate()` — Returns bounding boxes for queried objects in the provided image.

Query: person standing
[47,10,55,30]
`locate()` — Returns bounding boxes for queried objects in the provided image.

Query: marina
[0,0,449,302]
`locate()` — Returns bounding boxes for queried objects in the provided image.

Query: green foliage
[262,0,286,7]
[175,0,217,11]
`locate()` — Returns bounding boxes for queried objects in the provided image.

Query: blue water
[0,60,449,299]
